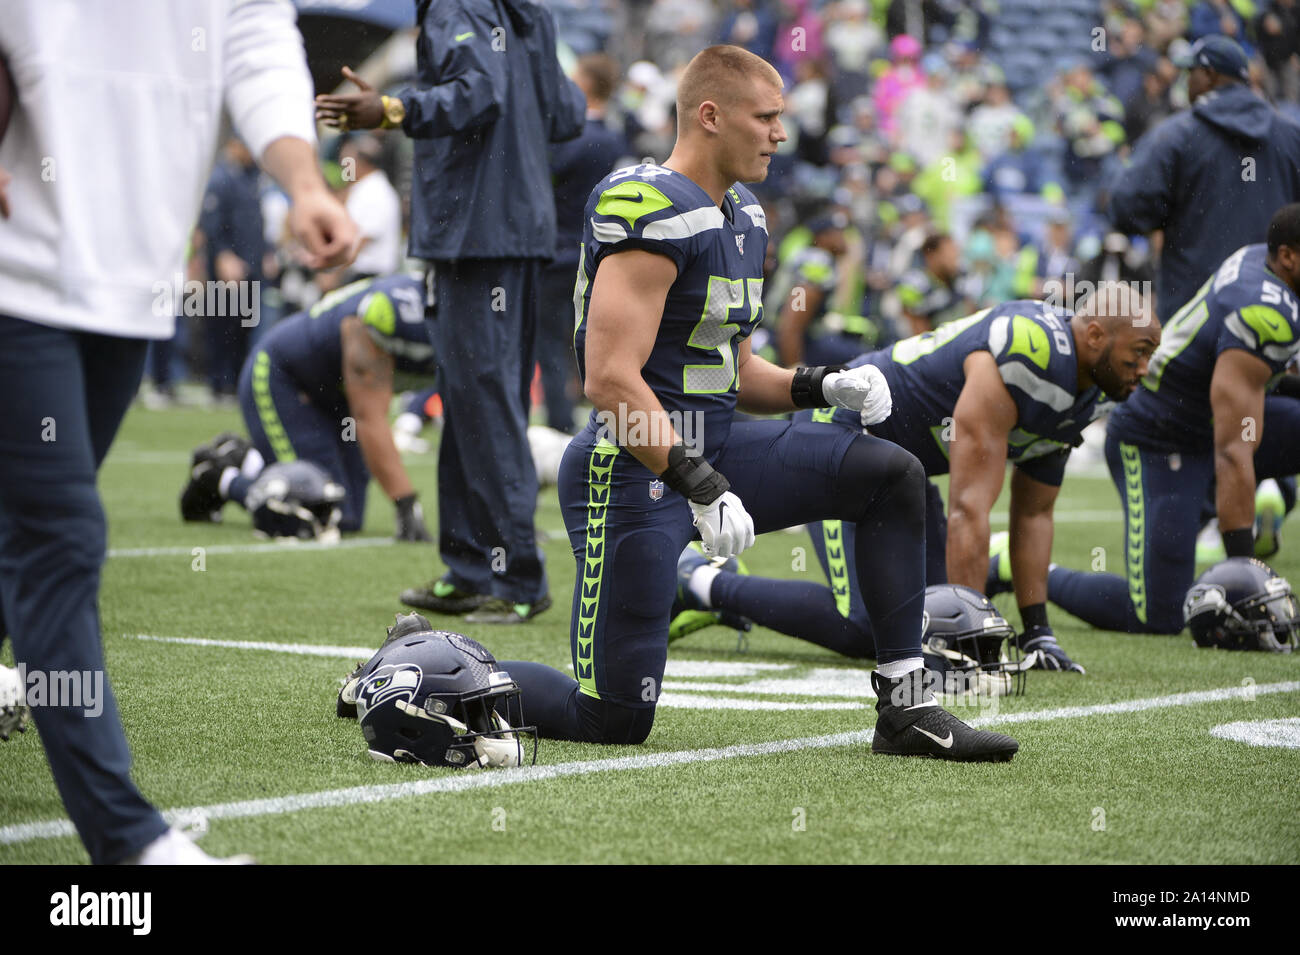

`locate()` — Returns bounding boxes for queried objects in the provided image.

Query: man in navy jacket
[1109,35,1300,319]
[318,0,586,622]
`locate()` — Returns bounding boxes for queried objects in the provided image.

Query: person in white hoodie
[0,0,356,864]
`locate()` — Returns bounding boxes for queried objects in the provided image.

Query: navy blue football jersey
[1109,244,1300,453]
[265,274,434,394]
[828,301,1105,485]
[573,162,768,459]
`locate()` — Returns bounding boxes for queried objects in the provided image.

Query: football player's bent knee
[576,694,655,745]
[839,441,926,524]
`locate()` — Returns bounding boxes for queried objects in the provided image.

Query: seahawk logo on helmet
[355,664,423,718]
[1184,558,1298,652]
[338,613,537,768]
[921,584,1030,696]
[245,461,345,542]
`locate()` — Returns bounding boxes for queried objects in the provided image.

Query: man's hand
[261,137,358,270]
[0,165,10,219]
[689,490,755,559]
[1020,626,1085,674]
[821,364,893,425]
[287,185,357,270]
[394,493,431,542]
[314,66,384,131]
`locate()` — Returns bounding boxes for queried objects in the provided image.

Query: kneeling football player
[180,272,434,541]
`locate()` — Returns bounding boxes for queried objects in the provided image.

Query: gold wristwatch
[380,95,406,130]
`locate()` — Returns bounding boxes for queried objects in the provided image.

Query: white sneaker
[0,664,28,741]
[124,827,255,865]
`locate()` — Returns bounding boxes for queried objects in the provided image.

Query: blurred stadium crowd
[149,0,1300,427]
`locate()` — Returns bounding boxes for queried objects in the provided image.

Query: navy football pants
[503,417,928,743]
[427,259,548,605]
[0,315,168,864]
[1047,395,1300,633]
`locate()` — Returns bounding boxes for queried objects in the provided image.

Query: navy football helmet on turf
[245,461,345,542]
[921,584,1030,696]
[338,613,536,768]
[1183,558,1298,652]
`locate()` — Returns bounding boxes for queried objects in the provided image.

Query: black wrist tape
[1222,527,1255,559]
[661,445,730,506]
[1019,603,1050,632]
[791,364,845,408]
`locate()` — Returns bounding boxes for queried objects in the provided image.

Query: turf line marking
[128,634,375,658]
[3,680,1297,848]
[106,510,1124,559]
[108,537,395,558]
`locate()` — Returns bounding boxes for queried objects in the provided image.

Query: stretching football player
[676,287,1160,673]
[495,45,1019,761]
[1025,204,1300,634]
[180,272,434,541]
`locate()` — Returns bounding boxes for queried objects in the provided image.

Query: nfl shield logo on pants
[649,479,664,501]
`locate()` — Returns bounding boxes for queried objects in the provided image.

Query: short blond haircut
[676,45,782,124]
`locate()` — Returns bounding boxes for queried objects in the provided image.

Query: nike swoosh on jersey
[454,31,475,42]
[913,726,954,748]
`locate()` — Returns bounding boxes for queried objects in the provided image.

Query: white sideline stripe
[3,680,1297,848]
[105,509,1123,560]
[128,634,375,659]
[660,693,864,711]
[108,537,395,558]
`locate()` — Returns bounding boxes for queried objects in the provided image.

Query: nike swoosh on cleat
[913,726,954,748]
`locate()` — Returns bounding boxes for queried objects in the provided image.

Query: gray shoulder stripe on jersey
[641,205,726,241]
[1265,341,1300,363]
[999,361,1074,411]
[740,204,768,232]
[988,314,1010,356]
[1223,310,1256,349]
[592,218,629,244]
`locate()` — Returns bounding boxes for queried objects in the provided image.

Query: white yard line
[104,510,1129,560]
[128,634,376,658]
[107,537,395,558]
[4,680,1296,848]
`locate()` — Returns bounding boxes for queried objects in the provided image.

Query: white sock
[689,564,720,608]
[876,657,924,680]
[217,466,240,499]
[240,448,264,478]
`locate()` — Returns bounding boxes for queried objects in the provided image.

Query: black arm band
[661,445,730,506]
[791,364,845,409]
[1019,603,1050,632]
[1222,527,1255,559]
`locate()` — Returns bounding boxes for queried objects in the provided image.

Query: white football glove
[821,364,893,426]
[689,490,755,560]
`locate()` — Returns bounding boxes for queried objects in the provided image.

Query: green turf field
[2,401,1298,864]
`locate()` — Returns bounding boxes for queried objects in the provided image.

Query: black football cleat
[870,669,1019,762]
[464,594,553,624]
[180,458,225,522]
[179,432,251,522]
[399,576,492,615]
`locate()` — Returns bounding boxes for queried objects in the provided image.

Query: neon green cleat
[985,531,1013,597]
[1255,480,1286,559]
